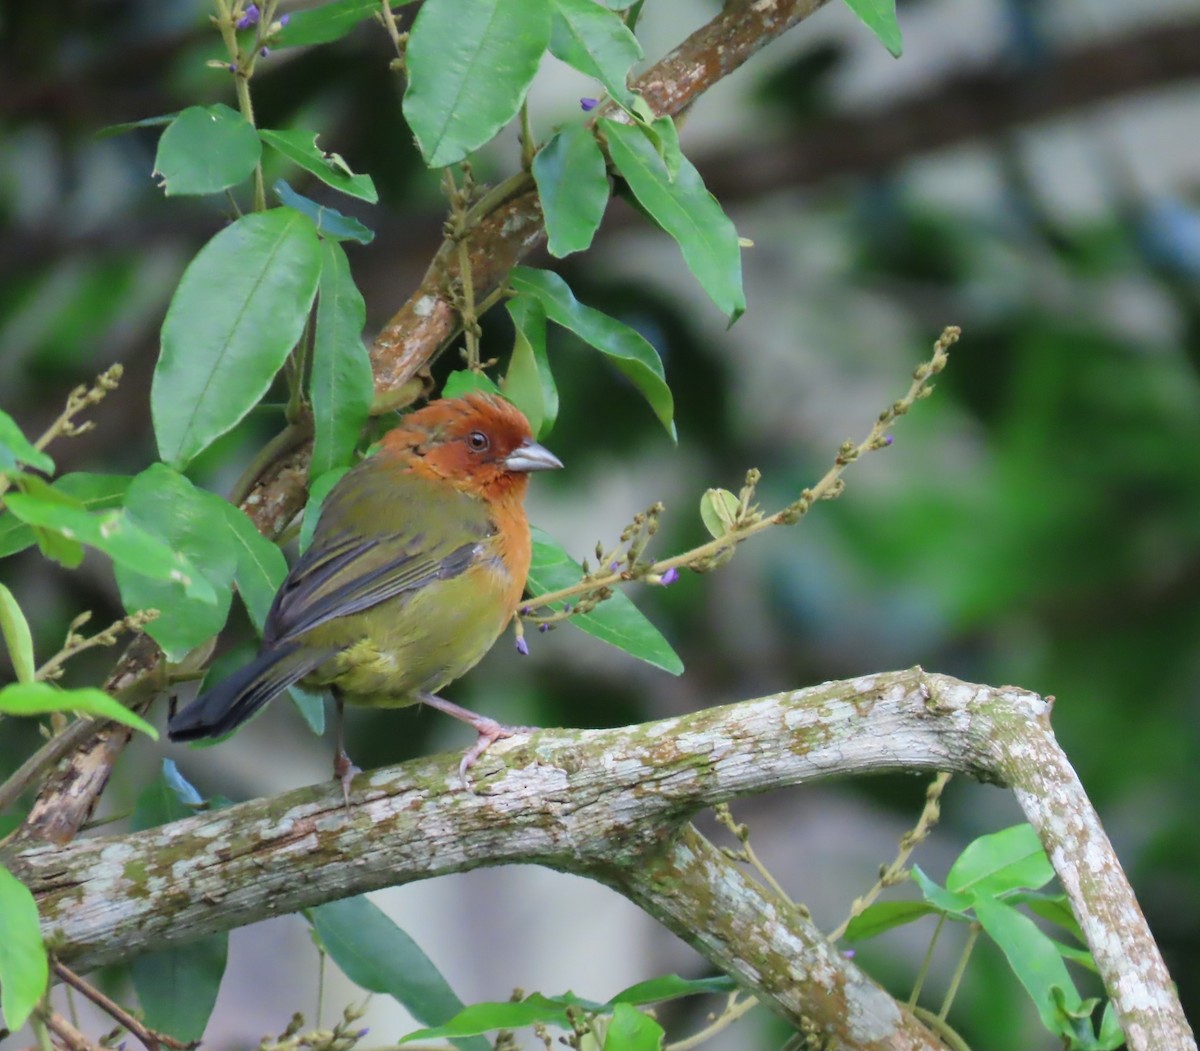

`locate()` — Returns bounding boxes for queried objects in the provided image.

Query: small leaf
[4,489,215,603]
[276,0,406,48]
[310,896,491,1051]
[130,766,228,1042]
[843,900,938,942]
[971,894,1085,1039]
[603,1003,663,1051]
[403,0,552,168]
[216,502,288,633]
[442,370,502,400]
[311,239,374,479]
[533,122,610,257]
[0,409,53,475]
[274,180,375,244]
[503,299,556,438]
[840,0,903,57]
[115,466,237,661]
[96,113,176,139]
[402,992,597,1042]
[910,865,972,914]
[1097,1002,1124,1050]
[0,865,48,1032]
[527,528,683,675]
[0,473,131,560]
[509,268,675,440]
[548,0,643,109]
[260,131,378,203]
[608,974,735,1006]
[0,682,158,739]
[699,488,738,538]
[1009,891,1086,944]
[154,104,262,196]
[946,823,1054,898]
[153,208,322,468]
[0,583,35,683]
[600,119,744,321]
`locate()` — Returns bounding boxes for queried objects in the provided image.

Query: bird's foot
[417,692,537,790]
[332,749,361,809]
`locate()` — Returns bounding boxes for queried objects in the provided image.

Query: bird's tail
[167,642,336,741]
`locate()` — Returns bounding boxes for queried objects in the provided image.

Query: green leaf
[275,0,407,48]
[153,104,262,196]
[95,113,176,139]
[260,130,378,204]
[402,992,597,1041]
[1010,891,1086,944]
[216,502,287,633]
[0,583,35,683]
[0,864,48,1032]
[946,823,1054,898]
[311,240,374,479]
[274,180,375,244]
[1097,1002,1124,1050]
[600,119,744,321]
[130,765,228,1042]
[699,488,738,538]
[549,0,643,109]
[509,268,675,440]
[300,469,349,553]
[442,370,502,400]
[288,684,326,736]
[4,489,215,603]
[840,0,903,57]
[0,473,131,560]
[972,894,1085,1041]
[527,528,683,675]
[503,299,556,439]
[0,682,158,739]
[403,0,552,168]
[910,865,972,914]
[115,466,237,662]
[603,1003,663,1051]
[533,122,610,257]
[843,900,938,942]
[153,208,322,468]
[310,896,491,1051]
[608,974,735,1006]
[161,758,204,807]
[0,408,53,475]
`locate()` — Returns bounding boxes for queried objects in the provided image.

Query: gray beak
[505,438,563,473]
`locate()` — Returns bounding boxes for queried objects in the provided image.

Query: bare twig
[53,962,194,1051]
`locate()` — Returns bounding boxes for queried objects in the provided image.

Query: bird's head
[381,391,562,501]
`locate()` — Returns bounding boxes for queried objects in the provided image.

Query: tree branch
[6,669,1192,1051]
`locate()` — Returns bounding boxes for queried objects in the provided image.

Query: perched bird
[168,392,562,796]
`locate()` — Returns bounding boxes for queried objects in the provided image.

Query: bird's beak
[505,438,563,473]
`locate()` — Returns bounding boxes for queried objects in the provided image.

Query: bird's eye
[467,430,490,452]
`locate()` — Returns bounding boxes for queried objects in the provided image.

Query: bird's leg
[416,692,537,784]
[331,690,360,807]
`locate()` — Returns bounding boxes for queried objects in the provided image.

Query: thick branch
[6,669,1191,1051]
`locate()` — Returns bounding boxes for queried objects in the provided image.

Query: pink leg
[331,692,360,807]
[417,693,537,784]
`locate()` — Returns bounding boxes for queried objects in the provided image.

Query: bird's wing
[264,473,494,645]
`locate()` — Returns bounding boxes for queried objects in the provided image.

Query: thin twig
[53,962,194,1051]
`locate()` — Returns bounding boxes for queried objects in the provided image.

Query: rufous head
[380,392,562,501]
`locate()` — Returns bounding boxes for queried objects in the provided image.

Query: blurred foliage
[2,0,1199,1047]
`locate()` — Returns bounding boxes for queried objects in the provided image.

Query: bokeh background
[2,0,1199,1048]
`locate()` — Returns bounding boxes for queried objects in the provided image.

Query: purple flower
[515,636,529,656]
[884,435,893,446]
[260,46,270,57]
[610,561,621,571]
[236,3,260,29]
[660,567,679,586]
[843,949,856,959]
[580,97,599,112]
[227,62,238,73]
[355,1029,370,1039]
[539,623,550,633]
[278,12,290,25]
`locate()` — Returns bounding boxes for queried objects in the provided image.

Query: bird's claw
[333,750,361,809]
[459,719,536,792]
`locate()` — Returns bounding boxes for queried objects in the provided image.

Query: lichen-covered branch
[6,669,1191,1051]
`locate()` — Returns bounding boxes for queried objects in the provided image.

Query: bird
[167,391,562,798]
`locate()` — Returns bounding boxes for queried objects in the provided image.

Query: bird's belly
[300,563,515,707]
